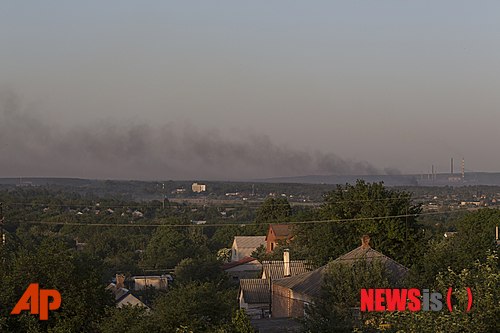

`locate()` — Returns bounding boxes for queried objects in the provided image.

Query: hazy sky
[1,1,499,180]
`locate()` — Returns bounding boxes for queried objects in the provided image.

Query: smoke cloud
[0,92,397,180]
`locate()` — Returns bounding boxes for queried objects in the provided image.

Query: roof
[273,266,326,299]
[273,244,408,299]
[233,236,266,249]
[262,260,313,280]
[222,257,258,270]
[106,283,148,308]
[269,224,292,238]
[240,279,270,304]
[117,293,148,309]
[106,283,129,302]
[335,245,409,280]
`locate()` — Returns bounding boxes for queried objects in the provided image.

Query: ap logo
[11,283,62,320]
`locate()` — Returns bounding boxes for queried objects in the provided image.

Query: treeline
[0,181,499,332]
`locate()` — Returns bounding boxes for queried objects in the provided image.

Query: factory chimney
[461,158,465,180]
[451,158,454,175]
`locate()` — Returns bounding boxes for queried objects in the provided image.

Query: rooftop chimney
[361,235,371,249]
[283,249,291,277]
[116,274,125,289]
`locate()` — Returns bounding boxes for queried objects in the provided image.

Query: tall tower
[451,158,454,175]
[461,158,465,180]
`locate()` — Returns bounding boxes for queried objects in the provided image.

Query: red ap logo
[11,283,62,320]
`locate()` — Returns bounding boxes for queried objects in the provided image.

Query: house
[106,274,148,308]
[271,236,408,318]
[238,278,271,319]
[239,250,311,317]
[222,257,263,282]
[132,210,144,218]
[231,236,266,262]
[132,275,170,291]
[444,231,458,238]
[266,224,293,253]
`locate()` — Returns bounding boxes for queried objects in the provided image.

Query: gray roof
[262,260,313,280]
[273,266,326,299]
[106,283,130,302]
[234,236,266,249]
[240,279,270,304]
[334,245,408,280]
[273,245,408,299]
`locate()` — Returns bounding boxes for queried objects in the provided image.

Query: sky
[1,1,499,180]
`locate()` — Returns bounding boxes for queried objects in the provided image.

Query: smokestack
[361,235,371,249]
[451,158,454,175]
[461,158,465,180]
[431,165,435,181]
[115,274,125,289]
[283,249,291,277]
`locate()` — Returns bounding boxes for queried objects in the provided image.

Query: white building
[132,275,170,291]
[192,183,207,193]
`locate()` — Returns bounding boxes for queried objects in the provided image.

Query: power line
[5,210,467,228]
[1,196,416,210]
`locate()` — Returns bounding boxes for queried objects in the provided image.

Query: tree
[383,252,500,333]
[142,226,209,269]
[174,256,228,285]
[304,259,393,333]
[409,209,500,288]
[0,238,113,332]
[291,180,422,266]
[149,282,236,332]
[99,305,155,333]
[255,197,291,225]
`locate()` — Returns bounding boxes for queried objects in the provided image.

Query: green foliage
[142,226,209,269]
[292,180,422,266]
[304,259,393,333]
[255,197,292,225]
[383,252,500,333]
[174,256,229,285]
[409,209,500,288]
[99,305,155,333]
[230,309,255,333]
[149,282,236,332]
[0,238,113,332]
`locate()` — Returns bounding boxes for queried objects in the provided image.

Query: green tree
[304,259,393,333]
[410,209,500,288]
[255,197,291,225]
[0,238,113,333]
[149,282,236,332]
[142,226,209,269]
[174,256,228,285]
[292,180,422,266]
[383,252,500,333]
[99,305,155,333]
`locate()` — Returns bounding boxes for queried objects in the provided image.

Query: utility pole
[0,202,5,246]
[162,183,165,209]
